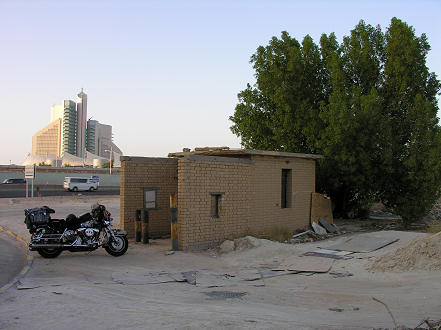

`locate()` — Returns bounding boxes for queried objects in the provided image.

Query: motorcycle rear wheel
[37,247,63,258]
[105,236,128,257]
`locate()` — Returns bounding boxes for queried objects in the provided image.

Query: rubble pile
[367,231,441,272]
[290,218,344,244]
[368,209,429,230]
[363,221,427,231]
[368,209,402,220]
[425,197,441,222]
[289,231,340,244]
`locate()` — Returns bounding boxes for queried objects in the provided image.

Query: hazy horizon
[1,0,440,165]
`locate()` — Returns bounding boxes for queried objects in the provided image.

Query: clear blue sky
[1,0,440,165]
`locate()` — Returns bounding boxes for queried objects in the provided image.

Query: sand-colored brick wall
[121,153,316,249]
[249,155,315,233]
[177,155,252,250]
[120,157,178,238]
[177,154,316,250]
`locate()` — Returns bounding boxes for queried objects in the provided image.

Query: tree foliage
[230,18,441,224]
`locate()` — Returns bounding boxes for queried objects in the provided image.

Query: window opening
[281,169,292,208]
[210,193,223,218]
[144,189,157,209]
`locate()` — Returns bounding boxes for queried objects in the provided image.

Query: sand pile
[218,236,275,254]
[368,231,441,272]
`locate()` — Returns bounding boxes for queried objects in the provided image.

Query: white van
[64,177,99,192]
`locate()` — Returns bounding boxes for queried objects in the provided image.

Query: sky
[0,0,440,165]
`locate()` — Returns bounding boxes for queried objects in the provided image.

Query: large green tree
[230,18,441,224]
[379,18,441,224]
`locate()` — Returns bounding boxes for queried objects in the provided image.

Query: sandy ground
[0,196,440,330]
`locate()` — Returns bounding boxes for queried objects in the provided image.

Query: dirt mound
[234,236,262,250]
[218,236,269,254]
[368,232,441,272]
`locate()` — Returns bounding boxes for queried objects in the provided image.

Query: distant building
[76,89,87,158]
[51,100,77,155]
[30,89,122,166]
[86,119,123,159]
[32,118,62,157]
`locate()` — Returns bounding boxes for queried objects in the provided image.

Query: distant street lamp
[105,146,113,175]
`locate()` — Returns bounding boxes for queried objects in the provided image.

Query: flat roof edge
[169,149,323,160]
[244,149,324,159]
[121,156,177,163]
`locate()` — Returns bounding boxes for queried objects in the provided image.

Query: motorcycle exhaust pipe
[29,243,92,248]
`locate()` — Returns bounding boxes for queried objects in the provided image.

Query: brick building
[120,147,323,250]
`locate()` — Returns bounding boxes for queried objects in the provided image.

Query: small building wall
[120,156,178,238]
[120,150,318,250]
[177,155,252,250]
[177,154,316,250]
[249,155,315,233]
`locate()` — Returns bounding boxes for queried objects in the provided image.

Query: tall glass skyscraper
[62,100,77,155]
[76,89,87,159]
[31,89,122,164]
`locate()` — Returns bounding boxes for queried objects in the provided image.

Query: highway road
[0,184,120,198]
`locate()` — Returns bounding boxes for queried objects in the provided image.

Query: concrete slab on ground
[273,256,334,273]
[323,233,400,253]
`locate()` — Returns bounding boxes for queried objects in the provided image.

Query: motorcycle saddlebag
[24,207,51,229]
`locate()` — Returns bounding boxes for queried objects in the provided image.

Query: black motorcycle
[24,204,128,258]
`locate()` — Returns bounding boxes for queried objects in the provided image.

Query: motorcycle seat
[65,213,92,230]
[41,206,55,214]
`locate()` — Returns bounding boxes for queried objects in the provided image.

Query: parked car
[2,178,26,184]
[63,177,99,192]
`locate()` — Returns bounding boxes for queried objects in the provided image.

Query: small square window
[144,189,157,209]
[210,193,223,218]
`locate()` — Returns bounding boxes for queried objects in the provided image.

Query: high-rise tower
[29,89,123,166]
[76,89,87,158]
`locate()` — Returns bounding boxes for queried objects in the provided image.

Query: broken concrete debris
[289,217,342,244]
[111,269,267,288]
[311,221,327,235]
[319,218,339,233]
[304,249,353,260]
[204,291,247,300]
[274,256,334,273]
[329,271,354,278]
[258,269,299,278]
[292,230,311,238]
[290,229,341,244]
[182,271,197,285]
[325,234,400,253]
[369,209,402,221]
[329,307,344,312]
[304,251,348,259]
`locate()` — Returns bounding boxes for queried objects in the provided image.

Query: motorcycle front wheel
[37,247,63,258]
[105,236,128,257]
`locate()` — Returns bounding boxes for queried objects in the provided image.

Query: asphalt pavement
[0,231,27,288]
[0,184,119,198]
